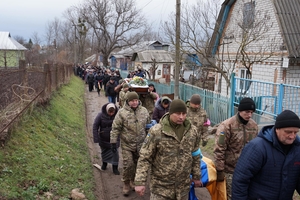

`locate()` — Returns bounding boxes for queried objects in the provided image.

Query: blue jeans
[108,96,116,104]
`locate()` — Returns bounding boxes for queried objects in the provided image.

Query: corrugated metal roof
[134,50,174,62]
[112,41,165,56]
[274,0,300,58]
[210,0,300,58]
[0,32,27,50]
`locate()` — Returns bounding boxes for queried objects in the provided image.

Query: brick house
[209,0,300,96]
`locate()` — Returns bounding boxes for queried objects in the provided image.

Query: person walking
[93,103,120,175]
[232,110,300,199]
[87,70,95,92]
[186,94,210,147]
[119,83,130,108]
[134,99,202,199]
[214,97,258,200]
[105,77,117,104]
[110,92,150,196]
[94,71,103,96]
[152,96,172,123]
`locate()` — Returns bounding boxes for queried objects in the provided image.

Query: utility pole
[174,0,181,99]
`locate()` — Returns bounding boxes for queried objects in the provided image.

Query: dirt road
[84,87,211,199]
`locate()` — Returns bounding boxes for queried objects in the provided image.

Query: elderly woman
[93,103,120,175]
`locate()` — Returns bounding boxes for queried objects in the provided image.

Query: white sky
[0,0,199,42]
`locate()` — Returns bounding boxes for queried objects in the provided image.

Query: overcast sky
[0,0,199,42]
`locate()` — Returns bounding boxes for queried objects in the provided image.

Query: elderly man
[110,91,150,196]
[134,99,202,200]
[232,110,300,199]
[214,97,258,200]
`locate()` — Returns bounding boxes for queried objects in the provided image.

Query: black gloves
[216,170,225,182]
[111,143,117,153]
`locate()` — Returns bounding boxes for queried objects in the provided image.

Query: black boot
[113,165,120,175]
[100,162,107,171]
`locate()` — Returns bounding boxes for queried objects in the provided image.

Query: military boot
[130,181,135,191]
[123,181,130,196]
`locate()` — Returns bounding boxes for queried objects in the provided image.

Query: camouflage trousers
[150,193,188,200]
[225,173,233,200]
[121,149,139,182]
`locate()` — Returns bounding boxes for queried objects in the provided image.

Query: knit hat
[126,91,139,102]
[123,83,129,89]
[275,110,300,129]
[106,103,115,113]
[169,99,187,114]
[238,98,256,111]
[190,94,201,105]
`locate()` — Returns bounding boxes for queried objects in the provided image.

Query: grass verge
[0,76,95,200]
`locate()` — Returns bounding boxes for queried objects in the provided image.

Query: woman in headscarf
[93,103,120,175]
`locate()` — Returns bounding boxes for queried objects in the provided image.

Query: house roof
[0,32,27,50]
[132,50,174,63]
[274,0,300,58]
[111,41,167,57]
[209,0,300,58]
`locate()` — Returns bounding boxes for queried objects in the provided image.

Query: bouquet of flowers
[129,76,148,87]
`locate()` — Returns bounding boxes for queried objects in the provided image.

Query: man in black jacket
[105,77,117,103]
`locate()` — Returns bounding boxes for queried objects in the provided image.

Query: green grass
[0,76,95,200]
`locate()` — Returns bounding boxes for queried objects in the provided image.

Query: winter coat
[139,93,157,115]
[152,97,171,123]
[214,114,258,173]
[105,81,117,96]
[87,73,94,84]
[232,125,300,200]
[110,100,150,152]
[92,103,119,148]
[134,113,201,198]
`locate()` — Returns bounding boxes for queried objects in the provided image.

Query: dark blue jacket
[232,125,300,200]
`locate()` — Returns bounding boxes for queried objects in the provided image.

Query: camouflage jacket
[214,113,258,173]
[118,89,128,108]
[110,100,150,152]
[134,114,201,198]
[139,93,156,115]
[186,101,209,143]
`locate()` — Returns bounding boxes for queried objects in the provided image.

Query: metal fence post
[278,83,284,115]
[229,72,236,118]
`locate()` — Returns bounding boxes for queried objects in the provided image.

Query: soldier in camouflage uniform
[139,92,157,116]
[186,94,209,147]
[118,83,129,108]
[214,97,258,200]
[110,91,150,196]
[134,99,202,200]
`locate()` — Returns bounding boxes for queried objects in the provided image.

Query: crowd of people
[79,64,300,200]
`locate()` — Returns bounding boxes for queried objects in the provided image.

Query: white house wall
[215,0,288,96]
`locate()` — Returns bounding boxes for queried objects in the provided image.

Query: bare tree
[78,0,149,67]
[144,58,159,80]
[162,0,279,94]
[162,0,222,85]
